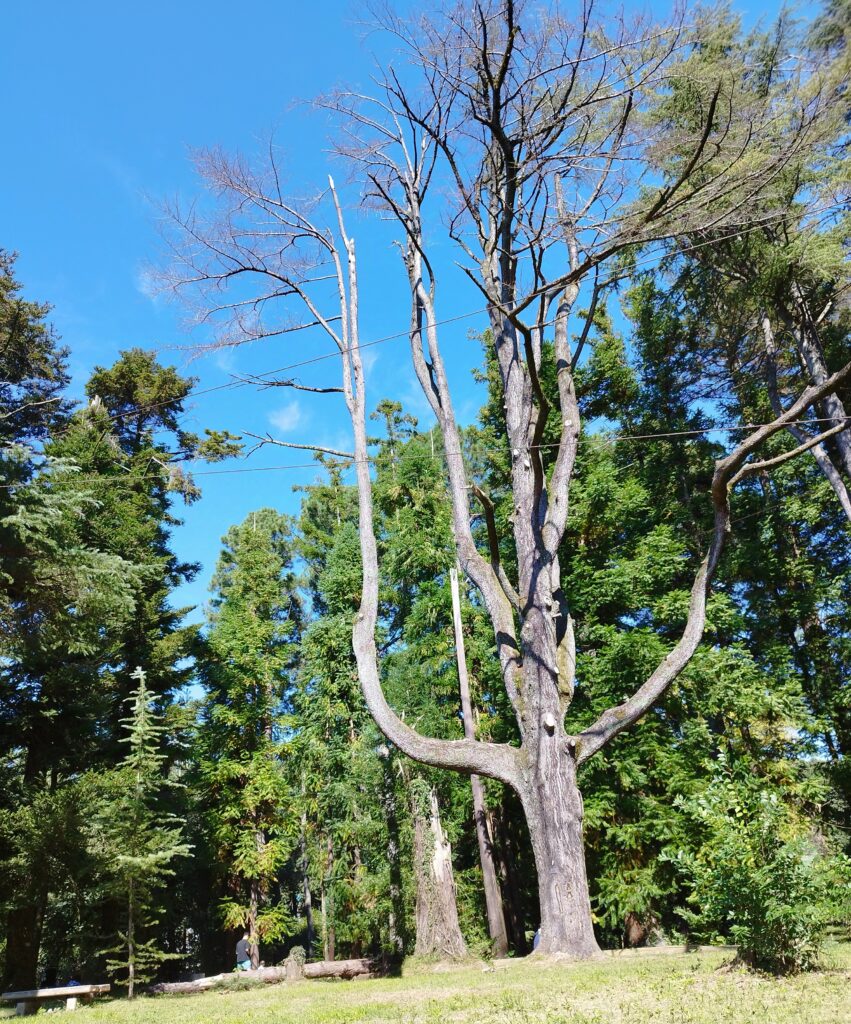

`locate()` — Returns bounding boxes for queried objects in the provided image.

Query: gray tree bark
[762,314,851,521]
[166,1,846,959]
[411,786,468,959]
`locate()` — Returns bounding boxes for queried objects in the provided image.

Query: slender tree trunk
[324,836,335,961]
[470,776,509,956]
[127,880,135,1000]
[299,827,314,958]
[762,314,851,520]
[380,752,406,957]
[793,302,851,479]
[248,878,260,969]
[493,805,529,955]
[450,566,509,958]
[412,786,468,959]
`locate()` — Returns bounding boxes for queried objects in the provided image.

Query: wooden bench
[1,983,110,1015]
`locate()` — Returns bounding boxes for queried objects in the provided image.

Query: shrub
[674,763,850,973]
[287,945,307,967]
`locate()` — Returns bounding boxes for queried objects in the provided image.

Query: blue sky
[3,0,799,621]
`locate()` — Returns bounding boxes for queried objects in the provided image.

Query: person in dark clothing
[235,932,252,971]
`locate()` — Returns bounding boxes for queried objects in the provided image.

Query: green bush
[287,945,306,967]
[674,763,850,973]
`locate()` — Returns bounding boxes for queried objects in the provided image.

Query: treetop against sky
[2,0,803,615]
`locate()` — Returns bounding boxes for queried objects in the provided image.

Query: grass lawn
[3,946,849,1024]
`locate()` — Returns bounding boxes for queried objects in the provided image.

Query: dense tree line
[1,0,850,992]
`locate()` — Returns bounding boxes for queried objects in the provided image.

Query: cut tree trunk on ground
[150,957,378,994]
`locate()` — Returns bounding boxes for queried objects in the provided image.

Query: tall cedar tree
[198,509,302,964]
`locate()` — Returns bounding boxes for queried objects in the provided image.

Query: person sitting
[235,931,252,971]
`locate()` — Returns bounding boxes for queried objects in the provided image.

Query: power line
[2,417,845,490]
[38,199,848,442]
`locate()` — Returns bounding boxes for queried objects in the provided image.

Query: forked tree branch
[575,357,851,762]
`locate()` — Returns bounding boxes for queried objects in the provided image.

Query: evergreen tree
[197,509,302,964]
[93,669,191,997]
[0,249,70,449]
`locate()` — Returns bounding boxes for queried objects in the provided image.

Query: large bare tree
[165,1,851,955]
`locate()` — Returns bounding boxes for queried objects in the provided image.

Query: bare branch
[233,372,343,394]
[730,419,851,486]
[243,432,354,460]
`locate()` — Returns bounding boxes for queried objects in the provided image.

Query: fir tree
[94,668,191,998]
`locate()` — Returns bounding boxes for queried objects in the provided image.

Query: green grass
[4,946,850,1024]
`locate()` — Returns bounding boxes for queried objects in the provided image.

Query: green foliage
[197,509,302,948]
[93,669,191,995]
[0,249,70,447]
[3,0,851,980]
[674,761,850,973]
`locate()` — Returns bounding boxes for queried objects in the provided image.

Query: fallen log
[304,958,375,980]
[150,974,227,994]
[150,957,376,995]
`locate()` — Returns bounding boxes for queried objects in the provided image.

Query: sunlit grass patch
[3,945,848,1024]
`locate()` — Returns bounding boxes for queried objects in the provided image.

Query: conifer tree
[198,509,302,963]
[94,669,191,998]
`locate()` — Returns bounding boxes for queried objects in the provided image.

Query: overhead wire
[1,417,846,490]
[4,196,846,500]
[28,198,848,445]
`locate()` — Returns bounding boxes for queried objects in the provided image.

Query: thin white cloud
[268,399,305,434]
[134,266,159,303]
[360,347,380,378]
[214,348,237,374]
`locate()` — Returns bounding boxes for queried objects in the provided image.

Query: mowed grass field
[4,946,850,1024]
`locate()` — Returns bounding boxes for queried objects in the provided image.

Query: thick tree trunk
[3,901,44,991]
[519,750,599,958]
[412,787,468,958]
